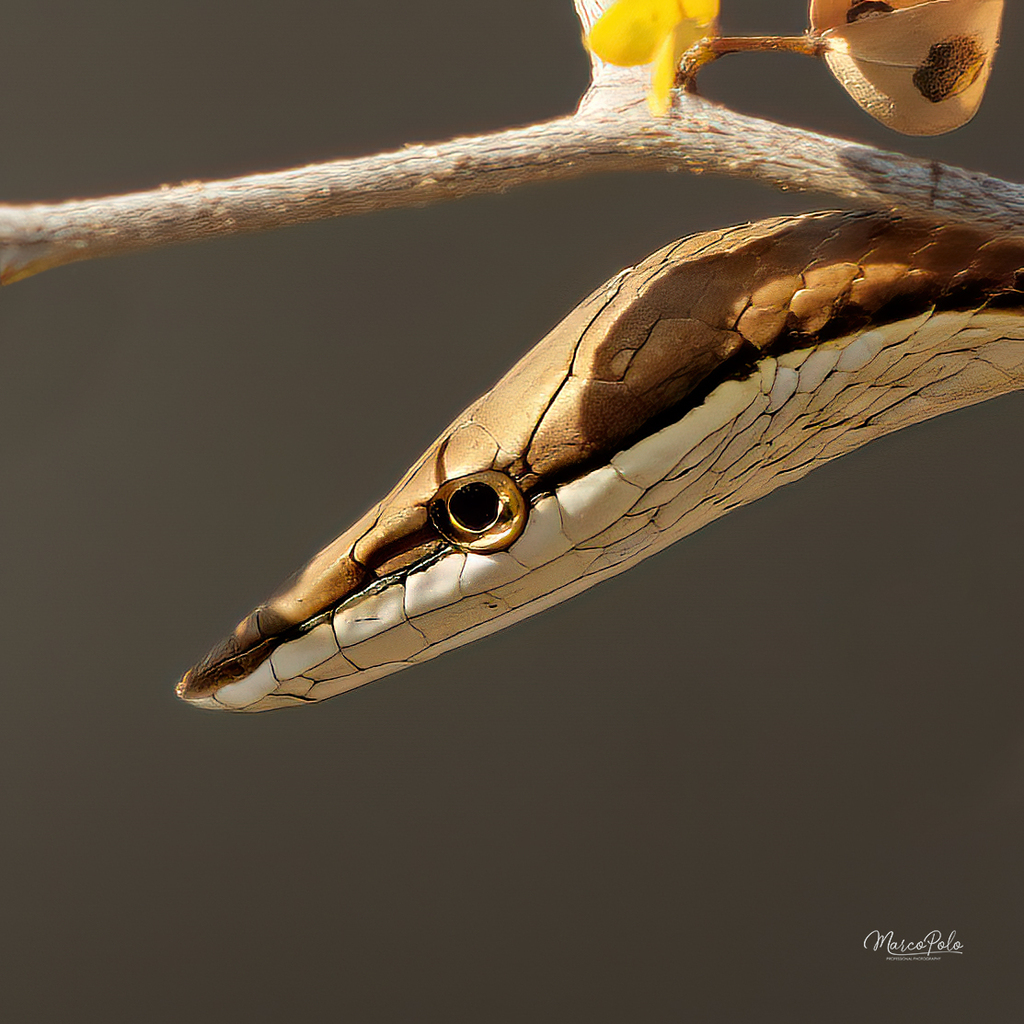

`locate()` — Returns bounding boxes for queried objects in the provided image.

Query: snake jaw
[177,471,629,711]
[176,504,568,711]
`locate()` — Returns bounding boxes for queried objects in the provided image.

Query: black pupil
[448,482,501,532]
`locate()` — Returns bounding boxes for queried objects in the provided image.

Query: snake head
[177,211,1024,711]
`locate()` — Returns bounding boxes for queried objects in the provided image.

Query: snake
[176,210,1024,711]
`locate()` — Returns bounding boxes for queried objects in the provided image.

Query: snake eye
[430,471,527,553]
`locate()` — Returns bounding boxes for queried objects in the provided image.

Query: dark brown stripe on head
[519,213,1024,485]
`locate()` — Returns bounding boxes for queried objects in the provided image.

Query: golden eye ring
[430,471,528,553]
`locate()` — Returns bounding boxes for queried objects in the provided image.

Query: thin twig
[2,0,1023,285]
[677,35,823,92]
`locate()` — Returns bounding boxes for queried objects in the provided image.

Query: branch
[2,0,1023,285]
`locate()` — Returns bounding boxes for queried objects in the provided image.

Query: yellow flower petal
[588,0,688,67]
[647,18,707,115]
[587,0,720,116]
[681,0,718,25]
[648,30,678,114]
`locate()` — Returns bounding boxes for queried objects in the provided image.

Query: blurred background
[2,1,1022,1020]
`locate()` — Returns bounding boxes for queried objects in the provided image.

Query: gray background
[2,1,1022,1021]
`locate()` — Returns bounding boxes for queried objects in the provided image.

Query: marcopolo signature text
[864,930,963,960]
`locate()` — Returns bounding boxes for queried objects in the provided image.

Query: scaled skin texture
[177,211,1024,710]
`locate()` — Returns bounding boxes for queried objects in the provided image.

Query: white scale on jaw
[198,309,1024,711]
